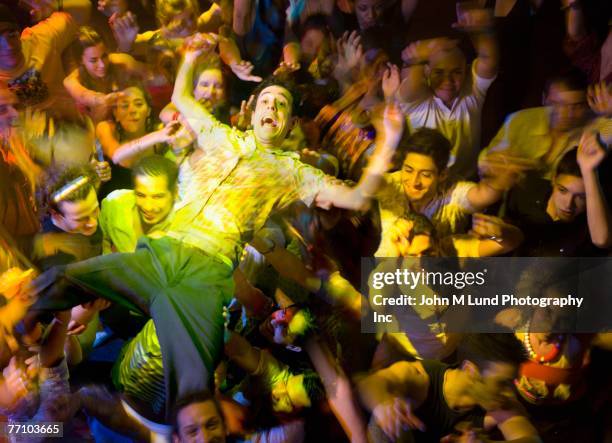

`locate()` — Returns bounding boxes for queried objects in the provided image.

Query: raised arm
[315,103,404,211]
[224,330,263,374]
[233,0,257,36]
[305,339,368,443]
[454,6,499,79]
[468,154,535,212]
[577,131,612,248]
[172,34,220,134]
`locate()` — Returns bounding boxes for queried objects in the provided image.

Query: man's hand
[382,63,400,102]
[97,0,127,17]
[336,31,363,73]
[229,60,263,82]
[469,213,508,241]
[372,397,425,440]
[381,102,404,148]
[0,357,31,412]
[19,0,54,22]
[109,12,139,53]
[587,82,612,117]
[67,299,111,336]
[401,38,457,65]
[273,61,301,77]
[453,4,494,33]
[235,94,255,131]
[93,160,111,183]
[478,153,536,192]
[388,218,415,257]
[577,130,609,173]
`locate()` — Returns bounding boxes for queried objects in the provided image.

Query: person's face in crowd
[389,218,435,258]
[134,174,175,227]
[355,0,385,30]
[466,361,517,411]
[401,153,444,205]
[544,84,588,132]
[82,43,109,79]
[548,173,586,222]
[271,372,311,415]
[427,49,466,106]
[162,9,197,39]
[252,85,294,148]
[300,28,326,64]
[113,87,151,135]
[260,306,303,345]
[0,24,22,70]
[0,88,19,132]
[194,69,226,111]
[174,400,226,443]
[53,188,100,236]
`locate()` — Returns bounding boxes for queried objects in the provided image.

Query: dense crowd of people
[0,0,611,441]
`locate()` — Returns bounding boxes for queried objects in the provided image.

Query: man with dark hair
[100,155,178,254]
[32,32,402,425]
[375,127,526,255]
[358,332,540,443]
[32,165,102,269]
[480,72,591,179]
[173,391,227,443]
[506,132,612,256]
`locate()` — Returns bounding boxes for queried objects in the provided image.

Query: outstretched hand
[577,130,609,173]
[230,60,263,82]
[336,31,363,73]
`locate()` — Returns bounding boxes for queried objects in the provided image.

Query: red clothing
[564,33,612,84]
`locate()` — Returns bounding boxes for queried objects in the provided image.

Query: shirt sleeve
[27,12,78,55]
[470,61,496,102]
[450,181,478,214]
[280,158,340,208]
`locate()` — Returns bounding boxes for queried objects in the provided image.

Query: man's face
[54,188,99,236]
[134,174,175,227]
[0,89,19,132]
[428,50,466,106]
[194,69,225,111]
[468,361,517,411]
[355,0,385,30]
[82,43,109,79]
[300,28,326,63]
[259,306,303,345]
[401,153,442,205]
[549,174,586,222]
[271,372,311,415]
[113,87,151,135]
[174,400,226,443]
[0,25,22,69]
[251,86,293,148]
[545,85,588,132]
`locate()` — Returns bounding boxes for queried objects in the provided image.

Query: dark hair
[544,71,587,96]
[404,212,436,238]
[457,332,528,370]
[156,0,199,26]
[76,26,104,59]
[172,390,223,431]
[298,14,330,40]
[250,77,302,116]
[39,165,99,215]
[301,370,326,406]
[131,155,179,191]
[555,148,582,179]
[397,127,451,173]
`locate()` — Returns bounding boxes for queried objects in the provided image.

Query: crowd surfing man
[31,32,404,424]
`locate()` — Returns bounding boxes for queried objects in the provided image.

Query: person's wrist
[258,239,276,255]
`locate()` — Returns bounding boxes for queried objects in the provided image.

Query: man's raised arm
[315,103,404,211]
[171,34,220,135]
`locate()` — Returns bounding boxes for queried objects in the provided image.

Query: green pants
[33,236,234,421]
